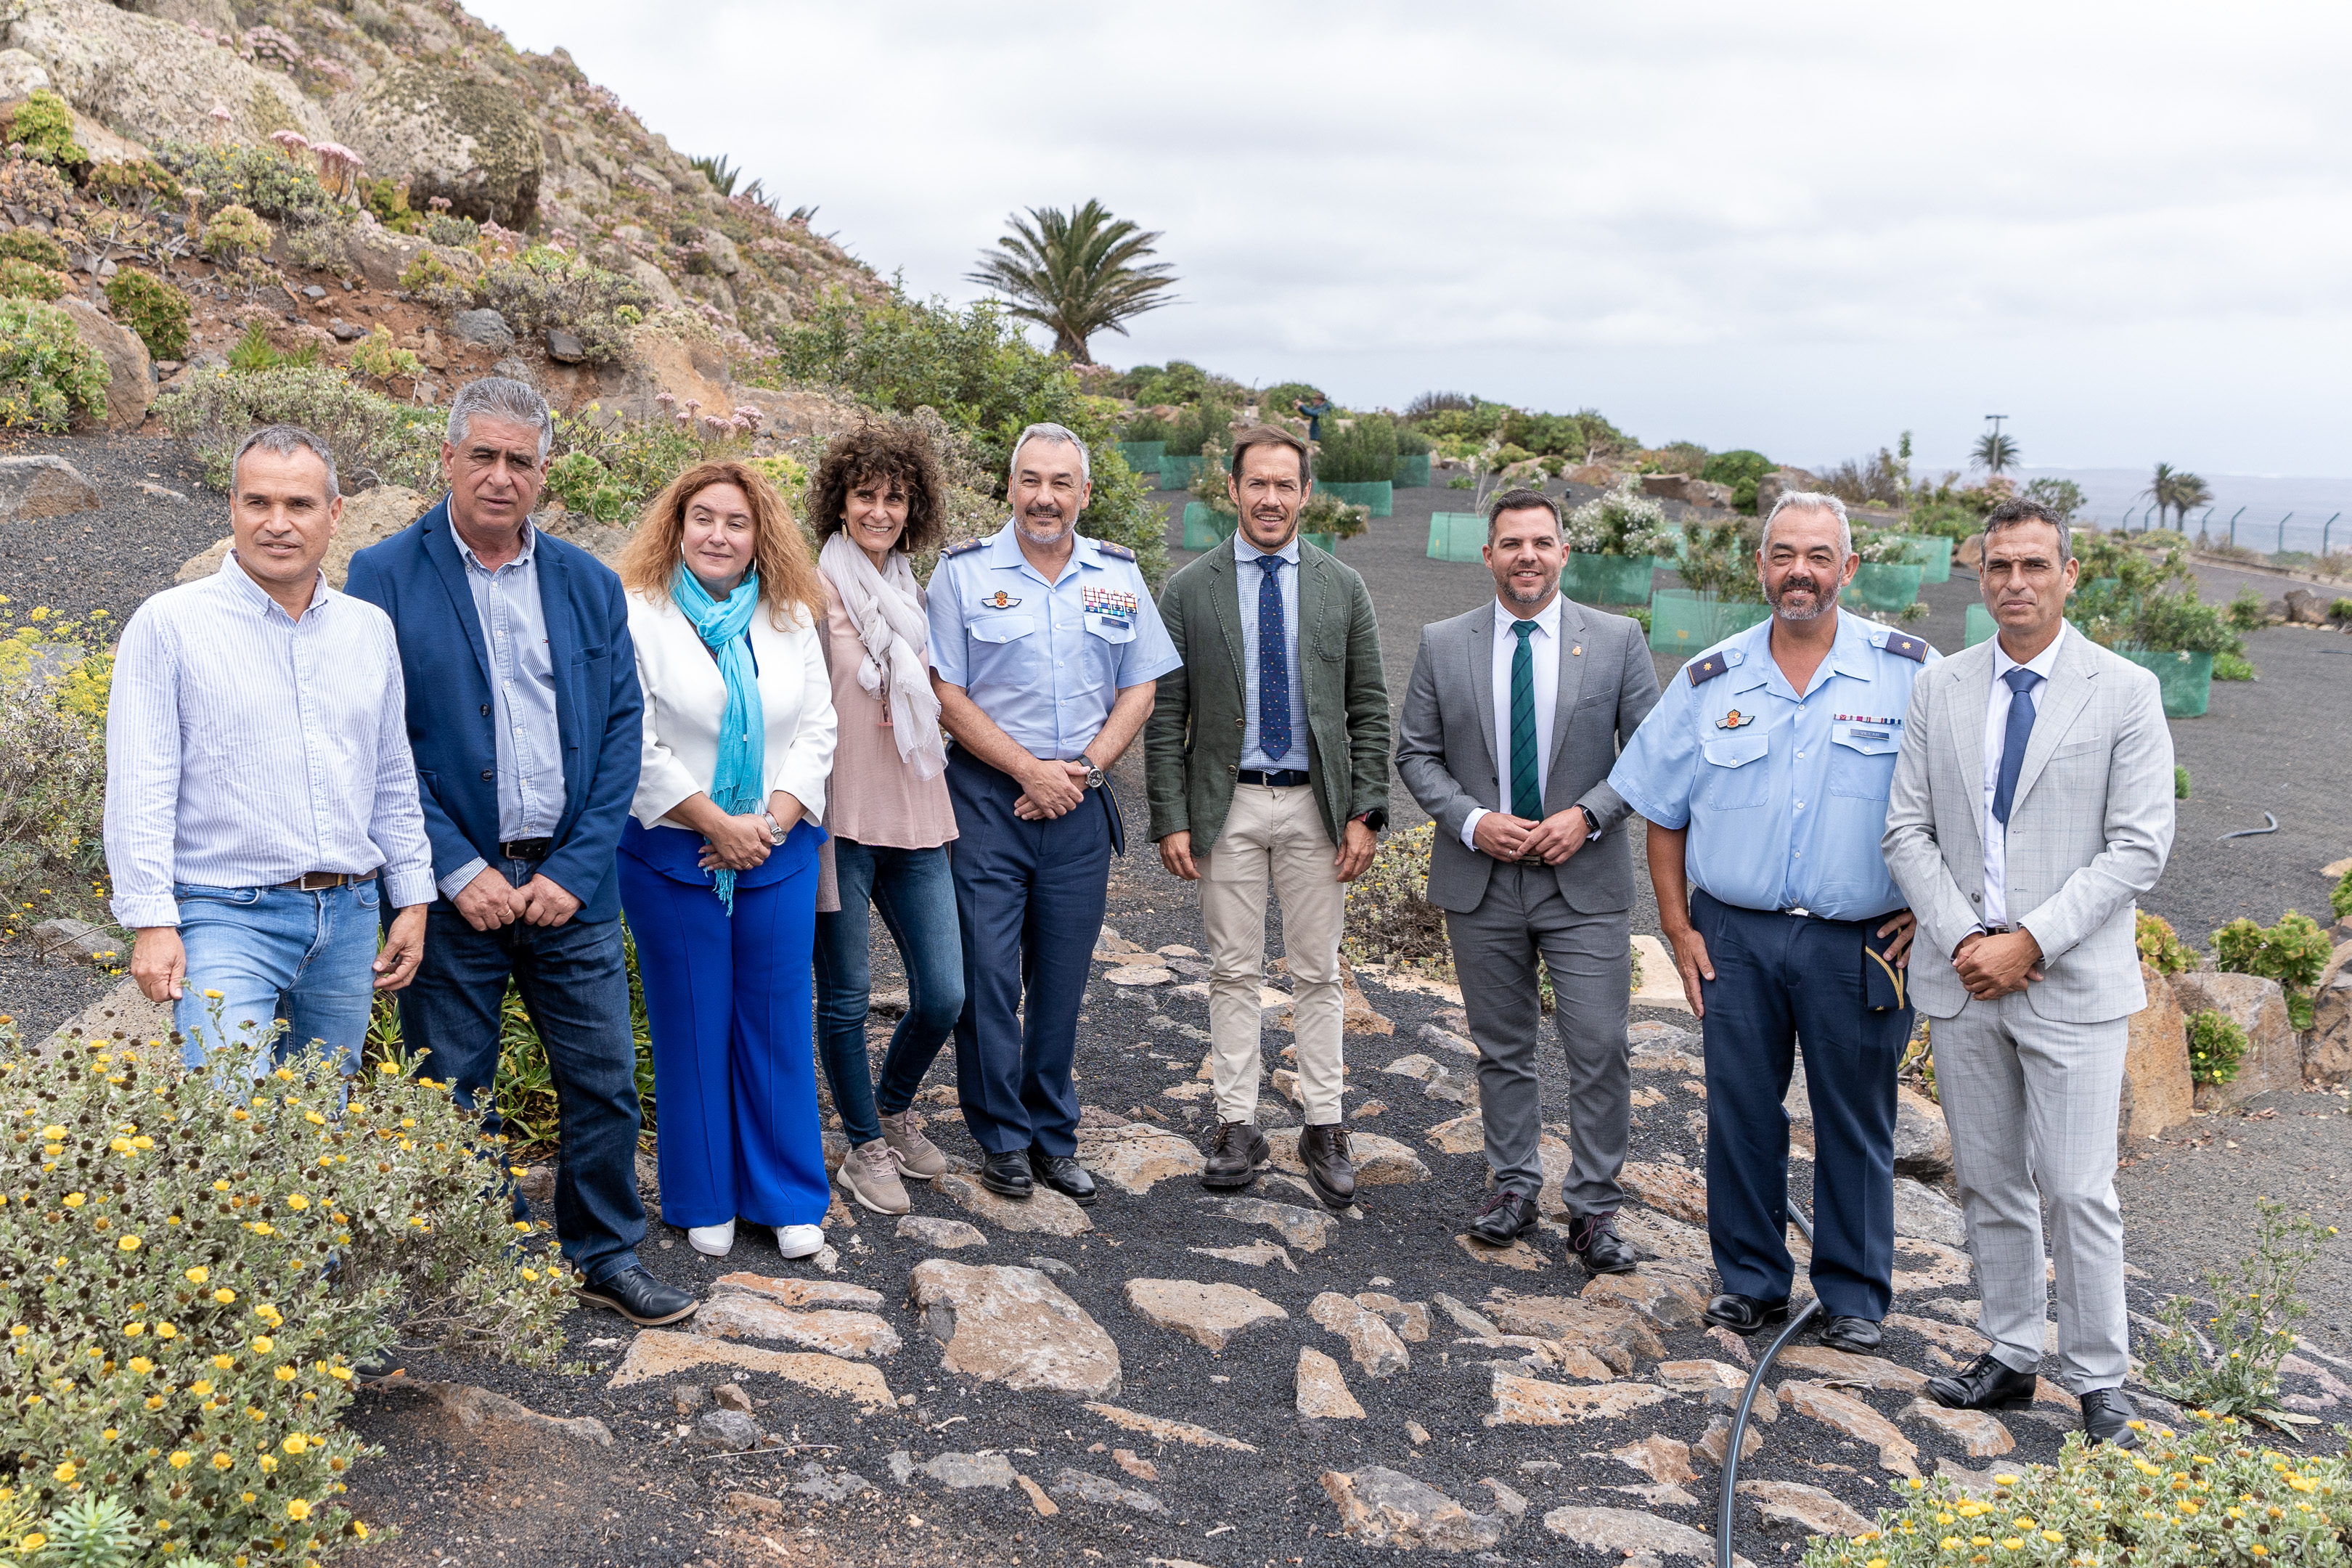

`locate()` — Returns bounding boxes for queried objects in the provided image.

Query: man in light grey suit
[1882,497,2175,1447]
[1396,488,1662,1273]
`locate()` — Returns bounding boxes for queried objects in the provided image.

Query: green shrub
[281,219,354,278]
[471,246,649,364]
[0,295,109,431]
[1802,1410,2348,1568]
[2137,910,2194,974]
[1624,604,1651,636]
[84,158,183,211]
[1315,415,1402,484]
[343,324,420,385]
[1339,822,1452,981]
[0,639,108,927]
[2021,475,2085,523]
[1564,485,1678,558]
[358,176,421,234]
[2225,585,2269,631]
[7,89,89,177]
[156,142,340,228]
[1697,448,1771,489]
[1160,399,1234,463]
[0,256,68,301]
[2213,650,2257,682]
[1299,487,1370,542]
[2174,764,2192,801]
[1676,516,1765,603]
[0,1023,573,1567]
[2214,910,2333,1030]
[2329,867,2352,923]
[156,365,440,493]
[198,204,271,266]
[226,322,319,375]
[2329,597,2352,623]
[0,230,69,271]
[395,250,470,309]
[103,268,192,360]
[2186,1007,2249,1084]
[2141,1196,2333,1429]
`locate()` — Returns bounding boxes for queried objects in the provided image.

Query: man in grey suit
[1882,497,2175,1447]
[1396,487,1662,1272]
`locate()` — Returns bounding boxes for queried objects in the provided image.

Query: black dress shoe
[1927,1351,2038,1411]
[979,1149,1034,1199]
[1703,1292,1791,1334]
[576,1265,698,1326]
[1818,1315,1883,1354]
[1028,1149,1097,1206]
[1465,1188,1536,1246]
[2081,1387,2142,1448]
[1201,1120,1270,1190]
[1569,1212,1638,1274]
[1299,1123,1357,1209]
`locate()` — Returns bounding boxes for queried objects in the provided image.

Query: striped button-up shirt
[103,553,435,928]
[437,524,564,899]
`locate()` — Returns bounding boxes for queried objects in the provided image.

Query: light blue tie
[1991,667,2041,826]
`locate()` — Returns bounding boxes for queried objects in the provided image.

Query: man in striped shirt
[105,425,434,1074]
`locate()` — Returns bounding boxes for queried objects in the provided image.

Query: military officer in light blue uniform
[1609,491,1940,1355]
[928,422,1180,1206]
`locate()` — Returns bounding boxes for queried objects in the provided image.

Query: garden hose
[1715,1201,1822,1568]
[2218,812,2279,840]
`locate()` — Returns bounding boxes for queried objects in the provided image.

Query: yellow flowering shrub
[0,1021,572,1565]
[1804,1415,2351,1568]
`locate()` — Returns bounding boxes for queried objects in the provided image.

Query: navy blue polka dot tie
[1257,555,1290,760]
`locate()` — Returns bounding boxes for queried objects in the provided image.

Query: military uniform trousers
[945,746,1114,1158]
[1691,888,1913,1321]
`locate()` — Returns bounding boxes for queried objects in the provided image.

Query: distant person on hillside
[105,424,433,1077]
[1884,497,2174,1449]
[1146,424,1391,1206]
[1294,395,1331,443]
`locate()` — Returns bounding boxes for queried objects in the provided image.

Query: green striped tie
[1509,619,1542,820]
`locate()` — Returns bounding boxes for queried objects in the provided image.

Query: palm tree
[967,200,1177,364]
[2143,462,2213,529]
[1972,430,2020,475]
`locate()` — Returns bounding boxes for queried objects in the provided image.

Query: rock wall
[0,0,332,148]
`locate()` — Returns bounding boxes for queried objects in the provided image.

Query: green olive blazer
[1144,534,1390,854]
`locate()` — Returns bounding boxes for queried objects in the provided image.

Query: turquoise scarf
[671,565,764,912]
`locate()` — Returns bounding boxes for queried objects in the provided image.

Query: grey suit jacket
[1395,595,1661,915]
[1882,630,2175,1024]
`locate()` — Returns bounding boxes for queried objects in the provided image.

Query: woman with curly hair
[807,420,963,1215]
[616,460,837,1261]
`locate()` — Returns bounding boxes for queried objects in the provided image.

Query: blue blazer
[344,498,642,923]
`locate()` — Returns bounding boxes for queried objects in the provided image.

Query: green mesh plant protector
[1183,502,1236,552]
[1649,589,1770,653]
[1559,553,1661,608]
[1426,512,1487,563]
[1392,453,1431,489]
[1320,480,1392,517]
[2115,645,2213,717]
[1845,561,1925,613]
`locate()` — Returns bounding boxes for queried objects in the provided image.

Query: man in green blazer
[1145,425,1391,1207]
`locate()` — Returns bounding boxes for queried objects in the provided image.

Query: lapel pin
[1572,645,1582,656]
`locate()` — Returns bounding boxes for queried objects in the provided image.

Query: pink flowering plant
[1,1016,571,1564]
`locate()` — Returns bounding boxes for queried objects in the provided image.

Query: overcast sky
[475,0,2351,483]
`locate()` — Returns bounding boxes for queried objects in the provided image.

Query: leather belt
[282,870,377,891]
[1236,769,1310,788]
[501,838,554,861]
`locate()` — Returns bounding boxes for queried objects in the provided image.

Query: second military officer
[1609,491,1937,1355]
[928,422,1180,1204]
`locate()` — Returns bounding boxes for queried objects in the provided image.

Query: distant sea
[2014,467,2352,555]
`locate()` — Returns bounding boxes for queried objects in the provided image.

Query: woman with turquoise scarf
[616,460,838,1262]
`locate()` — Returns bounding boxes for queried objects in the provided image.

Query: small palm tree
[967,200,1177,364]
[1972,430,2020,475]
[2144,462,2213,529]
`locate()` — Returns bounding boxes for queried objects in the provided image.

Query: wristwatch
[760,809,788,844]
[1352,809,1388,833]
[1576,804,1601,838]
[1078,754,1105,791]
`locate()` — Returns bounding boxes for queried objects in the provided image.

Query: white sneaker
[775,1223,825,1260]
[686,1220,735,1258]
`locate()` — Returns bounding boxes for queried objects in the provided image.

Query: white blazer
[626,589,838,830]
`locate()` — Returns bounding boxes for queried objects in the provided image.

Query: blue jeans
[173,879,381,1077]
[394,856,646,1286]
[812,840,965,1146]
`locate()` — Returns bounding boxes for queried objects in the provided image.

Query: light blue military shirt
[926,522,1182,761]
[1609,610,1941,920]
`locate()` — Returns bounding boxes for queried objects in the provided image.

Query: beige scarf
[817,531,947,780]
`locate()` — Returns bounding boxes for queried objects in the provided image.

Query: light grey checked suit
[1882,627,2174,1389]
[1395,596,1659,1211]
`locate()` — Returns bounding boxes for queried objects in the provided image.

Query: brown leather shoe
[1201,1121,1269,1189]
[1299,1122,1356,1209]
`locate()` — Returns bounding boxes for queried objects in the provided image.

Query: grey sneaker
[836,1138,910,1215]
[877,1108,947,1181]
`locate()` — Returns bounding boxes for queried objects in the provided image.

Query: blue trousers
[945,748,1111,1158]
[813,839,965,1146]
[396,856,647,1286]
[1691,889,1911,1321]
[173,878,381,1077]
[618,825,830,1232]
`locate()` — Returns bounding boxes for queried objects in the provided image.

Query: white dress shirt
[627,589,838,830]
[103,553,435,928]
[1461,593,1564,852]
[1980,619,2067,928]
[1231,529,1307,772]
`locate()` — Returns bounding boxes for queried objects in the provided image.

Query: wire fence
[2081,507,2349,574]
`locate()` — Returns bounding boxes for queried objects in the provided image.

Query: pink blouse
[819,577,957,849]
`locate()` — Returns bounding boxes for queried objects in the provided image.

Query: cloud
[471,0,2352,473]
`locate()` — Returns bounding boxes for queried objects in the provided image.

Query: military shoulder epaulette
[1877,629,1929,663]
[1095,541,1136,561]
[942,539,984,558]
[1687,650,1732,685]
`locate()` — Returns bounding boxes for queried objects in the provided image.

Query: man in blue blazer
[346,377,695,1327]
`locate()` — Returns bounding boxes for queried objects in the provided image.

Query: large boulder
[2303,946,2352,1086]
[1640,473,1736,510]
[332,63,544,228]
[57,295,150,433]
[2173,971,2301,1110]
[0,453,96,520]
[0,0,332,149]
[2120,962,2194,1145]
